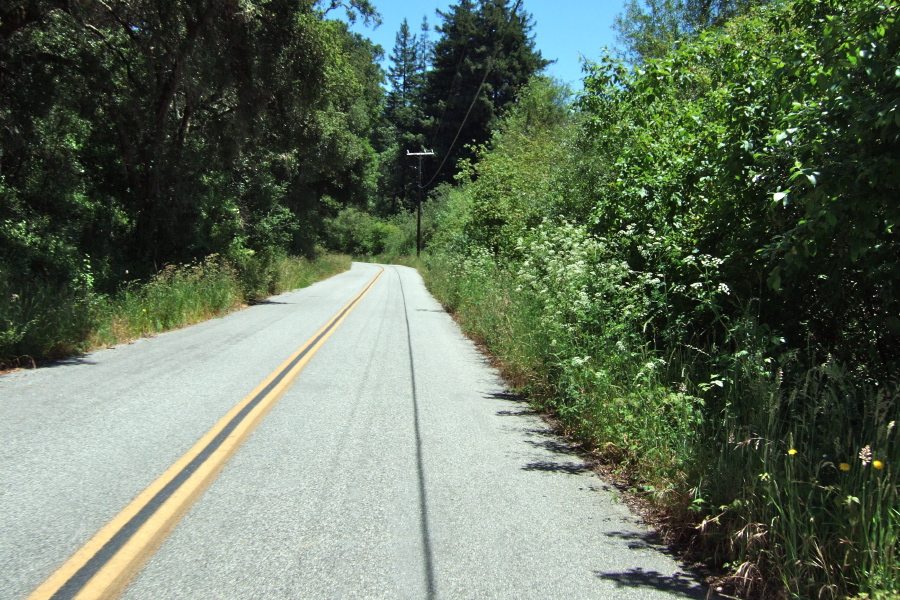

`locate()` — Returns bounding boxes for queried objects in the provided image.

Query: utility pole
[407,150,435,256]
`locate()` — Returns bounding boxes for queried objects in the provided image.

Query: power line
[418,0,523,189]
[419,56,493,190]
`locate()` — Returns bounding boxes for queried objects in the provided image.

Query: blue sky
[348,1,626,88]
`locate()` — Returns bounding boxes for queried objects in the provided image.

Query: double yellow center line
[29,267,384,600]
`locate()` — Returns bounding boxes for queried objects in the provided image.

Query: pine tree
[418,16,432,80]
[420,0,548,185]
[385,19,424,129]
[378,18,431,213]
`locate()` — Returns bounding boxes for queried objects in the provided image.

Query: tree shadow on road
[486,391,525,402]
[43,356,98,369]
[495,408,537,416]
[521,460,589,475]
[604,530,668,552]
[594,567,709,599]
[523,438,578,455]
[484,390,591,476]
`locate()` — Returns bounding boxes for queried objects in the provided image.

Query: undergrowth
[422,248,899,599]
[0,253,350,368]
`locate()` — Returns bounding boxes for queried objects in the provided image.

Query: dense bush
[0,254,350,367]
[423,2,899,597]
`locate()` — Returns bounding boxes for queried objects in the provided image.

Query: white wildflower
[859,445,872,466]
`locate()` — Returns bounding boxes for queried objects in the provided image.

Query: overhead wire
[418,0,524,189]
[418,56,493,190]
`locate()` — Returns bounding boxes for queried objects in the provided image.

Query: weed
[0,254,350,368]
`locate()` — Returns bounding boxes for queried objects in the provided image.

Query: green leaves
[1,0,386,290]
[581,0,900,377]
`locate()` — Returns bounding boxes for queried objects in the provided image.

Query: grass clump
[87,255,243,347]
[0,253,350,368]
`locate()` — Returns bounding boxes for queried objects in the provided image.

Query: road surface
[0,263,709,599]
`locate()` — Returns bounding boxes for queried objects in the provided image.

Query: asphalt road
[0,263,710,599]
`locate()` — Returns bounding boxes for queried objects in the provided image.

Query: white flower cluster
[514,220,603,327]
[676,251,733,302]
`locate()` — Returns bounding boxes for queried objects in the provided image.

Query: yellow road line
[28,266,385,600]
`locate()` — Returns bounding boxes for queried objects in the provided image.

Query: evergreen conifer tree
[420,0,548,185]
[386,19,425,129]
[379,18,431,212]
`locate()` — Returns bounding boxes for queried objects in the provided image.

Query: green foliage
[324,191,456,258]
[580,0,900,377]
[614,0,690,61]
[0,254,350,367]
[460,76,574,253]
[324,206,403,256]
[614,0,773,61]
[421,1,900,596]
[0,0,383,292]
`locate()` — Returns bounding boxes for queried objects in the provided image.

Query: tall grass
[0,254,350,368]
[422,248,899,599]
[702,351,900,599]
[87,255,243,348]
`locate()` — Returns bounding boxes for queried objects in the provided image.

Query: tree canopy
[614,0,772,61]
[419,0,549,185]
[0,0,383,290]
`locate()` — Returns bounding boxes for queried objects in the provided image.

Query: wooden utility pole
[407,150,435,256]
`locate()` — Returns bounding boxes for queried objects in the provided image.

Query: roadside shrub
[421,1,900,596]
[323,206,401,256]
[1,254,350,368]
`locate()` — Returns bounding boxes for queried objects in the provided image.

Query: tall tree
[614,0,771,62]
[385,19,426,132]
[420,0,548,185]
[377,18,431,212]
[613,0,688,61]
[418,16,432,78]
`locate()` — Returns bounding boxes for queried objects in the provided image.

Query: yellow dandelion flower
[872,460,884,470]
[839,463,851,471]
[142,308,147,313]
[788,448,798,455]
